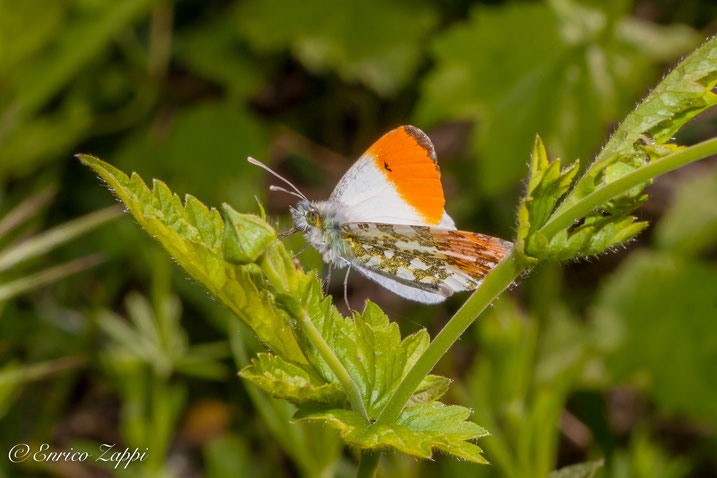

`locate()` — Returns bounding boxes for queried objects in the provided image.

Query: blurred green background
[1,0,717,477]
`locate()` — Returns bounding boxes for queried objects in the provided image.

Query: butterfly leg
[343,265,352,311]
[322,264,333,295]
[278,227,298,237]
[292,242,309,259]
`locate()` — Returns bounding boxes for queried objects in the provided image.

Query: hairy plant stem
[260,253,370,422]
[356,136,717,477]
[540,137,717,237]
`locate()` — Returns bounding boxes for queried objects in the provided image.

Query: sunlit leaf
[294,284,441,417]
[293,402,488,463]
[240,353,346,407]
[81,157,462,456]
[222,203,276,265]
[516,35,717,261]
[78,154,309,366]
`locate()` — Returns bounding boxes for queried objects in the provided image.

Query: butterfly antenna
[269,185,306,201]
[247,157,308,201]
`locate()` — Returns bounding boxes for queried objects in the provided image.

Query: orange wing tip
[366,126,445,225]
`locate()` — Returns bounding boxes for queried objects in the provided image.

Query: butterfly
[249,125,512,305]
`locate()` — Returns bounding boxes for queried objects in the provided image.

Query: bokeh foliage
[1,0,717,477]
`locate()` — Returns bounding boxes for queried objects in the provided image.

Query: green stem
[540,136,717,238]
[375,251,524,426]
[356,452,381,478]
[259,253,289,293]
[294,305,369,421]
[260,253,369,422]
[358,135,717,477]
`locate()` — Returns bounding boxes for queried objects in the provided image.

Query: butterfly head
[290,200,323,232]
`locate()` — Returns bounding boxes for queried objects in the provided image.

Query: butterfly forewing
[340,222,512,300]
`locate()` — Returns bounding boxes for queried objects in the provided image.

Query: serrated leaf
[82,157,471,461]
[78,155,309,367]
[293,278,439,417]
[527,215,648,260]
[520,37,717,261]
[293,402,488,463]
[239,353,346,407]
[583,216,648,255]
[518,136,579,258]
[528,228,591,261]
[548,459,604,478]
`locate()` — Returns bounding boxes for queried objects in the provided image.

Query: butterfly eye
[305,210,320,226]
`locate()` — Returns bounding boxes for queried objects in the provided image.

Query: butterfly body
[259,125,512,304]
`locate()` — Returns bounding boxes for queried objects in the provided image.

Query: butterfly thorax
[290,200,351,267]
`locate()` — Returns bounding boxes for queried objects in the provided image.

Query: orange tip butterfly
[249,125,512,304]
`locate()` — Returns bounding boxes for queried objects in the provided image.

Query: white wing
[329,125,455,229]
[330,155,455,228]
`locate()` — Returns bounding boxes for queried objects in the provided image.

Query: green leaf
[528,215,649,261]
[294,282,442,417]
[78,155,309,367]
[406,375,451,408]
[592,251,717,424]
[558,35,717,214]
[242,287,449,412]
[235,0,437,95]
[518,37,717,261]
[293,402,488,463]
[417,1,698,195]
[548,459,604,478]
[239,353,346,407]
[518,136,582,258]
[82,157,476,462]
